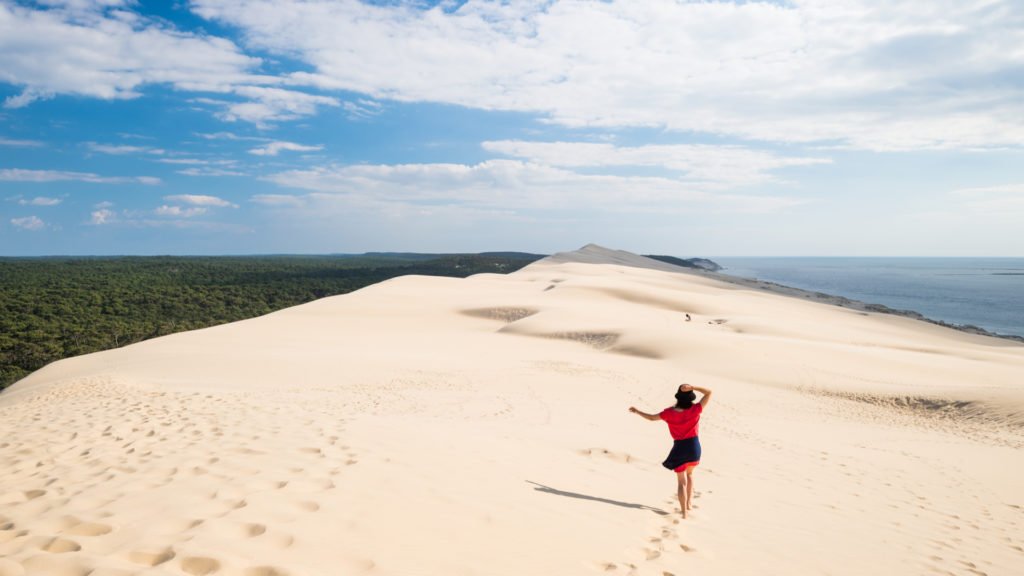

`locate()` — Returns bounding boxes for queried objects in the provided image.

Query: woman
[630,383,712,518]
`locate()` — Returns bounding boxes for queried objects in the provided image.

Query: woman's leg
[676,472,688,518]
[684,467,695,511]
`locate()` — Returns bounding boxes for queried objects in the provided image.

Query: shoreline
[688,267,1024,345]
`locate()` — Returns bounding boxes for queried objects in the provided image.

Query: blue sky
[1,0,1022,256]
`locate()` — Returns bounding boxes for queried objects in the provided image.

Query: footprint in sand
[245,523,268,537]
[0,490,47,505]
[181,556,221,576]
[40,537,81,553]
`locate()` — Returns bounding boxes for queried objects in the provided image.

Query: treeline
[0,253,544,390]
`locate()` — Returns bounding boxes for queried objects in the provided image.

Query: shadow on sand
[526,481,668,515]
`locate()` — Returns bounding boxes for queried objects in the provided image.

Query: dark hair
[674,388,696,409]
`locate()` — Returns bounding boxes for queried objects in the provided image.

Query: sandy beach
[2,244,1022,576]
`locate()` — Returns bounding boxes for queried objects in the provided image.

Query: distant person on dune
[630,384,712,518]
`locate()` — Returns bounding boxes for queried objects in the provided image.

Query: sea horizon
[714,256,1024,339]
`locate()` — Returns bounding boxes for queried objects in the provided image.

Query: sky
[1,0,1022,257]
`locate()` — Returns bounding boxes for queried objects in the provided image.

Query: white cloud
[483,140,831,187]
[17,196,63,206]
[10,215,45,230]
[195,131,269,141]
[0,136,43,147]
[0,168,160,184]
[88,201,248,230]
[216,86,339,126]
[34,1,133,13]
[192,88,339,127]
[154,205,208,217]
[157,158,209,165]
[87,142,165,155]
[0,2,260,107]
[177,167,245,177]
[252,159,811,254]
[251,193,307,207]
[163,194,237,207]
[132,219,250,231]
[263,159,804,215]
[90,208,246,230]
[191,0,1024,151]
[342,99,384,120]
[950,183,1024,213]
[0,3,334,125]
[156,157,240,166]
[90,208,116,224]
[248,140,324,156]
[157,159,243,176]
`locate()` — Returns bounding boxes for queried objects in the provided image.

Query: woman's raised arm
[692,386,712,408]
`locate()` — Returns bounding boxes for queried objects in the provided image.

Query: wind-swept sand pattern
[2,244,1023,575]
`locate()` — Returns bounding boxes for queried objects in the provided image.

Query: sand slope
[2,244,1023,576]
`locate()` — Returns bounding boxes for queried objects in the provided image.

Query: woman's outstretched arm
[629,406,662,421]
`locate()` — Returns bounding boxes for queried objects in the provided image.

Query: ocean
[712,258,1024,339]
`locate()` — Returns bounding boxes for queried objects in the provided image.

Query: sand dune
[2,244,1023,575]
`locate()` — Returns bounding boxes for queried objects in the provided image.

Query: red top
[659,404,702,440]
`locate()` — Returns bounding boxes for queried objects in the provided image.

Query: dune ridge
[1,244,1022,576]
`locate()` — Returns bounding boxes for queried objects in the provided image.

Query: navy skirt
[662,437,701,471]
